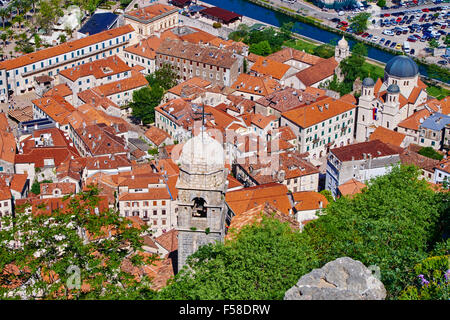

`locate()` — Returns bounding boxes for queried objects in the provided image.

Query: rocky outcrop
[284,257,386,300]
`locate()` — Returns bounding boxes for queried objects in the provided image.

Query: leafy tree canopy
[0,187,158,299]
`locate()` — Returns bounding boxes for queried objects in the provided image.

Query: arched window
[192,197,207,218]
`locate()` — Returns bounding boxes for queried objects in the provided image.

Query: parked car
[410,48,415,55]
[438,60,448,65]
[385,40,391,46]
[390,42,397,48]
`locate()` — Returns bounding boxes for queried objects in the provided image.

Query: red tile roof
[0,25,134,71]
[295,57,338,86]
[331,140,400,162]
[369,126,406,147]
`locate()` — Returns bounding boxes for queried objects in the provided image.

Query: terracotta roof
[281,96,355,128]
[250,56,291,80]
[0,186,11,200]
[295,57,338,86]
[226,203,299,241]
[59,55,131,81]
[226,183,292,215]
[155,228,178,253]
[167,76,211,97]
[0,118,16,164]
[85,154,131,170]
[270,125,296,141]
[227,174,243,190]
[0,25,134,71]
[400,147,439,171]
[124,36,163,59]
[435,158,450,174]
[331,140,400,162]
[88,72,148,97]
[338,179,366,197]
[398,109,431,131]
[267,47,323,66]
[43,84,72,98]
[231,73,282,97]
[369,126,406,147]
[118,188,171,201]
[255,87,324,113]
[144,125,172,146]
[32,95,76,125]
[125,3,177,22]
[76,123,127,156]
[249,113,277,129]
[292,191,328,211]
[76,90,120,112]
[8,106,33,123]
[161,26,217,45]
[0,173,28,193]
[156,38,238,68]
[15,147,78,168]
[247,53,263,62]
[40,182,76,196]
[425,97,450,115]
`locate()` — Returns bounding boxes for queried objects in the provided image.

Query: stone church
[356,55,428,142]
[175,131,230,271]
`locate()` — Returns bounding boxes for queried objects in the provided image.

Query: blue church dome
[387,84,400,94]
[385,55,419,78]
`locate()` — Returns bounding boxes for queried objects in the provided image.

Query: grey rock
[284,257,386,300]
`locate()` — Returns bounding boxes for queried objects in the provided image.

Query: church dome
[387,83,400,94]
[179,132,225,174]
[362,77,375,87]
[338,36,348,49]
[385,55,419,78]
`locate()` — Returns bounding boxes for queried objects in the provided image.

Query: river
[200,0,431,77]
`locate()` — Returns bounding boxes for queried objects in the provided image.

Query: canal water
[201,0,430,77]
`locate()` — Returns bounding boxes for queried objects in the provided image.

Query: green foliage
[146,63,178,91]
[319,189,334,202]
[148,147,158,156]
[426,64,450,84]
[377,0,386,7]
[426,85,450,100]
[399,254,449,300]
[428,38,440,49]
[352,42,368,57]
[418,147,444,160]
[212,22,222,29]
[304,165,446,298]
[350,12,371,34]
[312,44,334,58]
[249,40,272,56]
[129,85,164,125]
[158,217,317,300]
[0,187,157,299]
[156,165,447,300]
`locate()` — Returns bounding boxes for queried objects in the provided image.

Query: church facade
[356,55,428,142]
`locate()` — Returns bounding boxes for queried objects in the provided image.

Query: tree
[0,187,158,299]
[129,85,164,125]
[34,33,41,48]
[352,42,368,57]
[429,38,440,49]
[58,33,66,44]
[146,63,178,91]
[377,0,386,8]
[313,44,334,58]
[304,165,447,298]
[158,217,317,300]
[319,189,334,203]
[0,33,7,47]
[350,12,371,34]
[249,40,272,56]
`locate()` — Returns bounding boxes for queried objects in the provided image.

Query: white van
[403,41,410,54]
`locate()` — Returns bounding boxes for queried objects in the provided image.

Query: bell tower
[176,132,228,272]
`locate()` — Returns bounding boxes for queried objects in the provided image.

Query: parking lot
[332,4,450,68]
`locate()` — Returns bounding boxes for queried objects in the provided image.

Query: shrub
[213,22,222,29]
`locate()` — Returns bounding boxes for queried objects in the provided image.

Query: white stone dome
[179,132,225,173]
[338,36,348,49]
